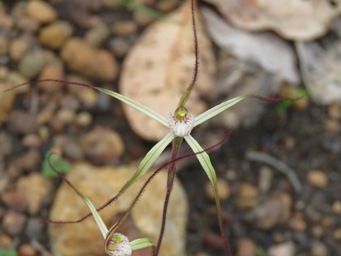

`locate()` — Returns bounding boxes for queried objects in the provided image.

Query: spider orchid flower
[93,87,248,209]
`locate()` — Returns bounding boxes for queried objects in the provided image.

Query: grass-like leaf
[194,95,248,127]
[130,238,154,250]
[119,132,174,192]
[95,87,169,127]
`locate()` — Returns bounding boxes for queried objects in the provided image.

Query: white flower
[168,108,194,137]
[106,233,132,256]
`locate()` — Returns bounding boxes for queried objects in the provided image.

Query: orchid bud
[106,233,132,256]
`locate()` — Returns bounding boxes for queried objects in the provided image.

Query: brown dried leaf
[297,18,341,104]
[120,1,216,141]
[203,0,341,41]
[201,8,298,128]
[202,7,299,84]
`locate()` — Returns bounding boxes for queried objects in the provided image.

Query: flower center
[168,107,194,137]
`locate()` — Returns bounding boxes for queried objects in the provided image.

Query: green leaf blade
[120,132,174,192]
[95,87,168,127]
[194,95,248,127]
[42,152,70,178]
[130,238,154,251]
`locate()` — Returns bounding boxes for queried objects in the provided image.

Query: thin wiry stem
[177,0,199,109]
[44,132,232,226]
[155,137,182,255]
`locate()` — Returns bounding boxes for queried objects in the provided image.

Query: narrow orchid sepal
[184,135,217,185]
[120,132,174,193]
[78,194,108,239]
[95,87,169,127]
[130,238,154,250]
[184,135,228,252]
[194,95,248,127]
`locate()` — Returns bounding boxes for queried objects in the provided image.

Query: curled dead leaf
[297,18,341,104]
[203,0,341,41]
[120,0,216,141]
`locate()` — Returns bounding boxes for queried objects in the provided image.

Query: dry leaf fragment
[202,7,299,84]
[296,18,341,104]
[203,0,341,41]
[200,8,298,128]
[120,0,216,141]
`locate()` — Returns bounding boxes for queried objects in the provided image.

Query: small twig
[246,151,302,193]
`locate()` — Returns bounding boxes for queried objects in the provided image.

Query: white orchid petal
[194,95,248,127]
[95,87,168,127]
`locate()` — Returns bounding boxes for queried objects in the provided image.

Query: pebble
[8,111,38,134]
[85,22,110,47]
[112,21,137,37]
[157,0,178,12]
[133,10,156,27]
[22,133,42,148]
[0,13,14,30]
[17,173,53,215]
[332,200,341,215]
[109,37,130,58]
[0,81,15,124]
[0,131,12,156]
[289,212,307,232]
[38,61,65,92]
[60,95,80,110]
[25,218,44,240]
[205,179,230,201]
[61,37,118,81]
[0,234,12,249]
[333,228,341,240]
[225,169,237,181]
[328,102,341,119]
[324,118,341,133]
[80,127,124,164]
[311,241,328,256]
[311,225,324,238]
[16,16,40,32]
[18,243,37,256]
[245,193,292,230]
[236,238,256,256]
[268,241,295,256]
[26,0,57,24]
[2,210,27,236]
[56,108,76,125]
[67,76,98,107]
[0,35,9,56]
[15,149,41,172]
[19,49,45,79]
[283,136,296,150]
[39,20,73,49]
[63,138,83,160]
[1,189,26,211]
[9,38,31,62]
[49,116,65,133]
[75,111,92,127]
[203,232,225,249]
[7,71,28,92]
[237,183,259,209]
[49,162,188,256]
[307,170,328,189]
